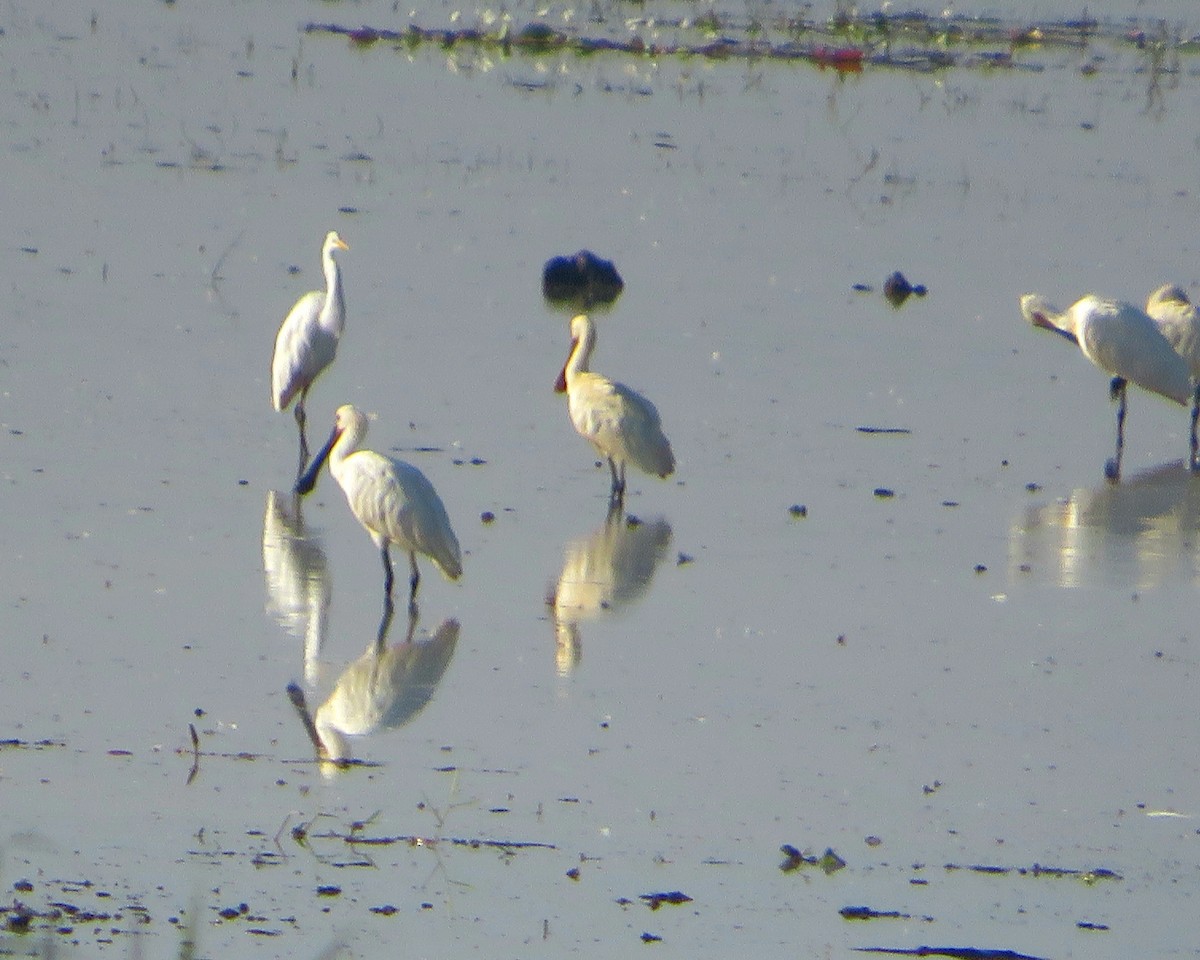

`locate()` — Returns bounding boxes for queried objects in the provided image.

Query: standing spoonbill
[271,230,349,481]
[554,314,675,504]
[1145,283,1200,469]
[296,405,462,612]
[1021,293,1190,481]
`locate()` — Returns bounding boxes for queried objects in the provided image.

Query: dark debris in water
[853,949,1049,959]
[543,249,624,308]
[639,890,693,910]
[944,862,1122,884]
[780,844,846,874]
[883,271,928,307]
[841,904,933,922]
[0,737,66,750]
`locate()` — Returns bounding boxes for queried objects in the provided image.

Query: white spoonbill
[1145,283,1200,469]
[1021,293,1190,481]
[287,612,459,770]
[554,314,675,503]
[271,230,350,481]
[296,405,462,611]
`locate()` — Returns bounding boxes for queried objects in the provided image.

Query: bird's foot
[1103,458,1121,483]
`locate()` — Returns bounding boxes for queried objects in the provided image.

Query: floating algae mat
[306,8,1200,73]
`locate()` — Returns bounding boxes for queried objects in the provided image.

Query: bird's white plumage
[313,405,462,596]
[272,231,349,412]
[313,617,459,764]
[1145,284,1200,378]
[1021,293,1190,405]
[555,314,675,498]
[1145,284,1200,469]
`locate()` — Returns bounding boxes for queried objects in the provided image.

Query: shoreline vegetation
[305,10,1200,74]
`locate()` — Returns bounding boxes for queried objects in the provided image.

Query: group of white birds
[270,231,1199,612]
[1022,285,1200,481]
[270,230,676,612]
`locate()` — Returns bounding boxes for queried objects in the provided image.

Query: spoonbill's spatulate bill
[296,404,462,612]
[1145,283,1200,469]
[271,230,349,481]
[554,314,675,504]
[1021,293,1190,481]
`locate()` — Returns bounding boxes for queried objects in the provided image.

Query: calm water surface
[2,1,1199,957]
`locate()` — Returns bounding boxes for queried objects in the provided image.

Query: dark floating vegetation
[943,862,1122,883]
[639,890,694,910]
[841,905,934,922]
[305,10,1200,74]
[543,249,624,308]
[883,271,928,307]
[779,844,847,874]
[854,948,1050,960]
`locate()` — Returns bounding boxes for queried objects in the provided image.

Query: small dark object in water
[788,503,807,518]
[780,844,845,874]
[873,487,895,498]
[883,271,928,307]
[840,904,910,920]
[640,891,692,910]
[543,250,624,307]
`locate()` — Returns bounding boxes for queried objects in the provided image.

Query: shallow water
[2,1,1200,958]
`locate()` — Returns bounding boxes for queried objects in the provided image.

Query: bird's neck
[323,256,345,332]
[565,335,593,384]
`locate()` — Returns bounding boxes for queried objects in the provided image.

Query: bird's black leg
[294,391,310,477]
[408,552,421,619]
[1104,376,1127,482]
[1191,382,1200,471]
[375,598,395,653]
[608,458,626,506]
[381,545,395,598]
[402,602,418,644]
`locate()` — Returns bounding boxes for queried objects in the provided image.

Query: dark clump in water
[543,250,624,308]
[883,270,928,307]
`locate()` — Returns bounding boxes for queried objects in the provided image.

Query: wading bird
[271,230,349,480]
[1145,283,1200,469]
[1021,293,1190,481]
[554,314,675,504]
[296,405,462,612]
[287,611,459,770]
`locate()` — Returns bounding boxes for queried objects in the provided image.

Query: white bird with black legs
[1021,292,1190,481]
[1145,283,1200,469]
[296,404,462,612]
[554,314,675,504]
[271,230,349,482]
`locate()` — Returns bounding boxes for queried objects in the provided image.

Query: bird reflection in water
[288,604,459,771]
[1011,461,1200,589]
[262,490,331,686]
[549,504,673,676]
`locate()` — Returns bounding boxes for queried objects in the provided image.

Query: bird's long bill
[1029,310,1079,346]
[286,682,325,758]
[553,338,578,393]
[294,424,342,495]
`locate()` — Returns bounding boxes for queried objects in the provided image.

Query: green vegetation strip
[305,11,1200,74]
